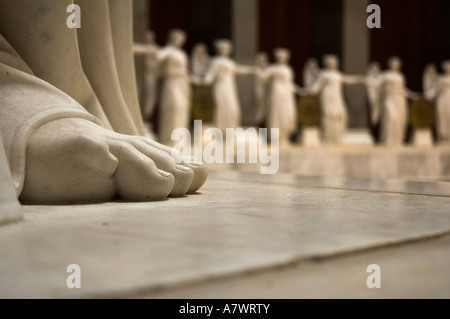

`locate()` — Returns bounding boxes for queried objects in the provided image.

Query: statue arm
[236,64,255,75]
[203,60,218,85]
[424,77,441,100]
[342,74,366,85]
[365,76,381,88]
[133,43,158,56]
[190,74,204,85]
[255,68,269,80]
[405,88,420,100]
[294,84,307,95]
[304,74,324,95]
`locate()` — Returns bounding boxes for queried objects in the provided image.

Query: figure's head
[192,43,208,57]
[145,30,155,45]
[214,39,233,57]
[254,52,269,68]
[305,58,319,70]
[442,61,450,74]
[274,48,290,64]
[168,29,187,48]
[388,56,402,71]
[368,61,381,73]
[323,55,339,70]
[424,63,437,77]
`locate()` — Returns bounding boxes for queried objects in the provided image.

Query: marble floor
[1,171,450,298]
[208,144,450,180]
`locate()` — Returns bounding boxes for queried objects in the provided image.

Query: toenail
[175,165,192,172]
[189,161,205,167]
[156,169,172,178]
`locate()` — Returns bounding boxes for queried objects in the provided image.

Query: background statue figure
[423,63,439,99]
[133,30,159,137]
[366,62,382,128]
[367,57,418,146]
[366,62,382,143]
[157,29,192,145]
[265,49,298,144]
[303,58,320,89]
[191,43,211,78]
[142,31,159,125]
[204,40,254,133]
[424,61,450,144]
[190,43,214,123]
[302,55,364,144]
[253,52,269,126]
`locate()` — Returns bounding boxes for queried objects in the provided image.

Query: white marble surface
[1,171,450,298]
[147,233,450,299]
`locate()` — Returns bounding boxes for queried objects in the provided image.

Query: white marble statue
[155,29,192,145]
[366,62,382,127]
[142,30,159,122]
[191,43,211,78]
[301,55,364,144]
[265,49,298,144]
[423,63,439,98]
[204,40,254,133]
[0,0,207,204]
[367,57,418,146]
[253,52,269,125]
[424,61,450,144]
[133,30,160,138]
[303,58,320,89]
[135,29,193,145]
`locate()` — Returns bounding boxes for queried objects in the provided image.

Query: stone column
[232,0,258,126]
[342,0,369,128]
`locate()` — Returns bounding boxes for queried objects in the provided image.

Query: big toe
[108,140,174,201]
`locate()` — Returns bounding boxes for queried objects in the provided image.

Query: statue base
[412,128,434,147]
[301,127,321,147]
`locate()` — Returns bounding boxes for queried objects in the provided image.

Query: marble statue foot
[20,118,206,204]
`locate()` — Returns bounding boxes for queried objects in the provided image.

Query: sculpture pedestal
[342,129,374,145]
[412,128,434,147]
[0,138,22,226]
[300,127,321,147]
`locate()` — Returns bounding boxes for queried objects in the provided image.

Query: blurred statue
[303,58,320,89]
[191,43,210,78]
[253,52,269,125]
[142,31,159,123]
[423,63,439,99]
[301,55,365,144]
[133,30,159,137]
[190,43,214,123]
[424,61,450,144]
[265,49,298,144]
[204,39,254,133]
[366,62,382,128]
[0,1,207,204]
[366,57,418,146]
[157,29,192,145]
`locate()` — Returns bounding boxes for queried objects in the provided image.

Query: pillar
[342,0,369,128]
[233,0,258,125]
